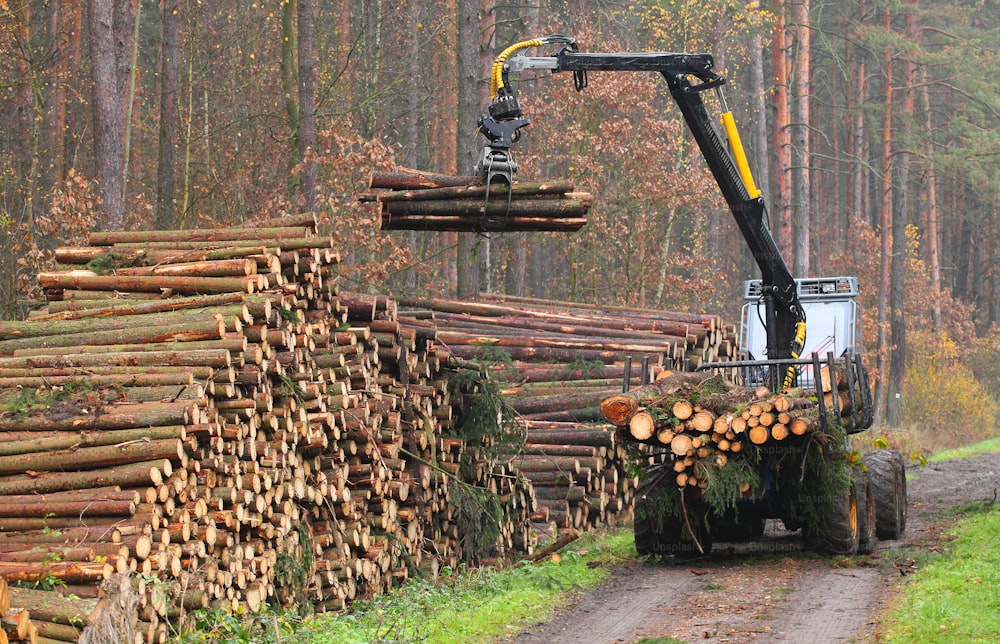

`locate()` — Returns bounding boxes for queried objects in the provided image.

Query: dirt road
[509,452,1000,644]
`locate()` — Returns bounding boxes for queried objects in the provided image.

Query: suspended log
[369,169,479,190]
[368,181,574,203]
[381,214,588,233]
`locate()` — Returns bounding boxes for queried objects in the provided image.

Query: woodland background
[0,0,997,444]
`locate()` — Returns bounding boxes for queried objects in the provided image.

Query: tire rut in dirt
[760,564,885,643]
[509,562,700,644]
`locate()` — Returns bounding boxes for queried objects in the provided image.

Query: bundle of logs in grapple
[362,168,595,232]
[599,366,854,490]
[395,293,736,531]
[0,214,545,642]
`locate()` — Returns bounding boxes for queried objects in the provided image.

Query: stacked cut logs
[397,294,736,532]
[0,215,539,641]
[0,212,743,639]
[600,369,844,491]
[363,168,595,232]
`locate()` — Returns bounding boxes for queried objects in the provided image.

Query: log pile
[396,294,736,532]
[599,367,849,493]
[0,212,743,639]
[0,215,538,641]
[363,168,594,233]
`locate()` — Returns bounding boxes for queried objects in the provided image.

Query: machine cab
[738,277,863,389]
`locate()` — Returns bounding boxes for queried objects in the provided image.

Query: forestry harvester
[476,36,907,556]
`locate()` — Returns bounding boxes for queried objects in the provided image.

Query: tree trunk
[281,0,300,198]
[455,0,488,299]
[297,0,317,213]
[920,73,941,331]
[791,0,811,276]
[888,7,917,427]
[874,9,893,427]
[87,0,135,231]
[770,0,792,252]
[155,0,181,229]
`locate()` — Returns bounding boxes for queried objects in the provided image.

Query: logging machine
[478,36,907,556]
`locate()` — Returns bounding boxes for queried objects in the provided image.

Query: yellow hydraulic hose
[721,111,762,199]
[491,39,546,99]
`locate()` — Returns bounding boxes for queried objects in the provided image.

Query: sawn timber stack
[364,167,594,232]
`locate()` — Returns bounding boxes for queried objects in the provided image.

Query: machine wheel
[863,449,907,539]
[803,468,860,555]
[855,468,877,555]
[634,480,712,558]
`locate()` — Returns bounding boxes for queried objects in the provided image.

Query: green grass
[296,531,635,644]
[172,529,635,643]
[297,529,634,643]
[879,505,1000,643]
[928,436,1000,462]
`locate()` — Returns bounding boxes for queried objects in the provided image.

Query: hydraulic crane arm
[477,38,807,380]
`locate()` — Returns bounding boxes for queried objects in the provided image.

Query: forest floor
[506,451,1000,644]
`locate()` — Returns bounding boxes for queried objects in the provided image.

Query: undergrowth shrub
[901,331,999,450]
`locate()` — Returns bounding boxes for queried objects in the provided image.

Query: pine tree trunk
[791,0,811,275]
[155,0,181,229]
[875,9,894,427]
[87,0,134,231]
[770,0,792,252]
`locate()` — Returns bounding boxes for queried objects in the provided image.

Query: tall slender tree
[455,0,488,299]
[770,0,792,254]
[88,0,136,230]
[874,9,893,426]
[790,0,810,276]
[297,0,316,214]
[155,0,181,229]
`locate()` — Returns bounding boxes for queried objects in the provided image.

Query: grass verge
[298,529,634,643]
[928,436,1000,462]
[879,504,1000,642]
[171,529,635,643]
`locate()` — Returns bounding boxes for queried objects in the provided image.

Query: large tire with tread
[855,468,877,555]
[634,481,712,558]
[863,449,907,539]
[803,469,860,555]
